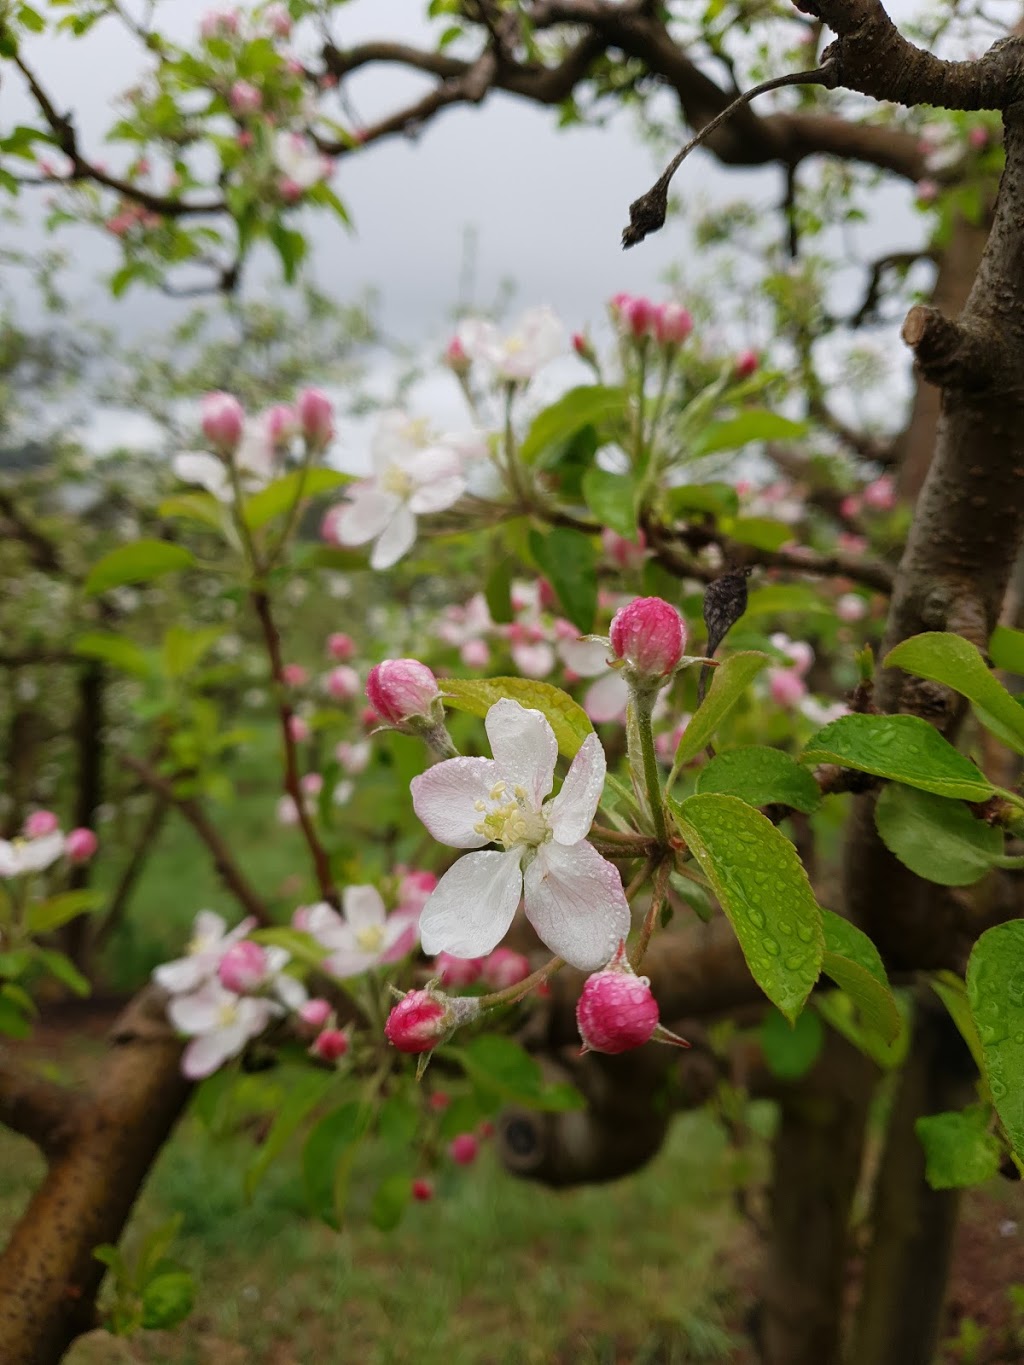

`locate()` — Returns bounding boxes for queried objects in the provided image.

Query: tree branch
[0,1056,80,1159]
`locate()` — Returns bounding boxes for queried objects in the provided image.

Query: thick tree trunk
[0,990,190,1365]
[851,997,976,1365]
[757,1033,876,1365]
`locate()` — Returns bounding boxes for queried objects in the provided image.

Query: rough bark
[851,998,977,1365]
[758,1034,876,1365]
[0,989,190,1365]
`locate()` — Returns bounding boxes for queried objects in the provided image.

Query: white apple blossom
[0,831,65,878]
[153,910,257,995]
[169,980,277,1079]
[325,412,469,570]
[173,416,277,501]
[304,885,415,978]
[273,130,327,190]
[411,699,630,970]
[457,306,564,382]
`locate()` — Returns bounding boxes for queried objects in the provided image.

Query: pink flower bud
[313,1028,349,1062]
[384,989,450,1053]
[769,668,808,707]
[264,403,297,450]
[916,178,940,205]
[264,2,291,36]
[280,177,304,203]
[327,633,355,661]
[620,295,655,340]
[601,528,647,571]
[968,125,990,150]
[299,998,332,1030]
[398,869,437,913]
[837,593,868,623]
[287,715,310,743]
[201,391,245,453]
[481,948,532,991]
[300,772,323,796]
[444,337,471,376]
[236,130,254,150]
[434,953,484,988]
[863,475,896,511]
[734,349,759,379]
[282,663,309,688]
[326,665,360,702]
[229,80,262,114]
[449,1133,479,1166]
[576,959,660,1055]
[460,638,490,670]
[572,331,596,364]
[297,387,334,449]
[652,302,693,347]
[200,9,239,40]
[839,494,862,520]
[24,810,59,839]
[429,1091,450,1111]
[411,1178,434,1201]
[609,597,686,680]
[478,1120,495,1139]
[366,659,440,725]
[65,827,98,864]
[217,940,268,993]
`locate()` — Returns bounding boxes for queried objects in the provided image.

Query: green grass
[0,1106,752,1365]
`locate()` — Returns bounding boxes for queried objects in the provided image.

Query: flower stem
[630,686,669,847]
[477,956,563,1011]
[630,859,670,970]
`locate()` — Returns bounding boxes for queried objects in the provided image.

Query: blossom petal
[524,839,630,971]
[182,1031,240,1080]
[546,733,606,845]
[408,471,466,515]
[370,504,418,570]
[18,831,65,873]
[583,672,629,724]
[173,451,230,499]
[168,985,223,1034]
[335,487,401,546]
[154,957,205,994]
[411,757,500,848]
[274,973,308,1011]
[342,884,387,931]
[419,849,523,959]
[485,699,557,806]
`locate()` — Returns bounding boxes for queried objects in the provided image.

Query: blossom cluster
[0,812,97,879]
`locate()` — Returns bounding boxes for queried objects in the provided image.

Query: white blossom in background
[411,699,630,970]
[325,411,469,569]
[169,981,277,1079]
[457,306,565,383]
[173,417,277,500]
[558,635,630,724]
[272,130,328,189]
[303,885,415,977]
[0,831,65,878]
[153,910,257,995]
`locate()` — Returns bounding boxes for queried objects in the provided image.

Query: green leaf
[302,1101,371,1226]
[673,652,771,768]
[694,410,807,456]
[915,1110,1002,1190]
[245,1070,333,1198]
[886,632,1024,756]
[801,714,993,801]
[35,948,90,996]
[967,920,1024,1159]
[158,493,229,535]
[874,783,1002,886]
[26,890,104,934]
[438,677,593,759]
[84,541,196,596]
[695,746,821,813]
[744,584,834,618]
[161,625,223,679]
[670,793,824,1020]
[930,971,987,1075]
[581,467,637,539]
[664,482,739,520]
[73,631,153,679]
[141,1271,196,1330]
[0,994,31,1038]
[723,517,792,552]
[760,1006,823,1079]
[989,625,1024,674]
[519,385,625,464]
[242,469,351,531]
[451,1034,584,1111]
[820,909,902,1044]
[248,927,329,969]
[528,526,597,633]
[484,556,514,625]
[370,1172,412,1231]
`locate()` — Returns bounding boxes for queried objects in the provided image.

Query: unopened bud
[297,387,334,450]
[609,597,686,682]
[448,1133,479,1166]
[24,810,59,839]
[65,827,98,864]
[384,987,479,1054]
[312,1027,349,1062]
[217,940,269,993]
[366,659,441,726]
[201,391,245,453]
